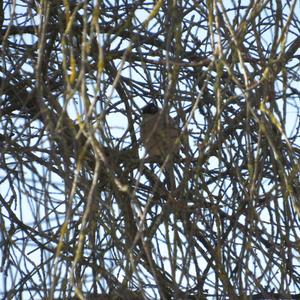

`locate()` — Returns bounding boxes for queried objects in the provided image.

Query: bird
[140,103,180,190]
[140,103,180,161]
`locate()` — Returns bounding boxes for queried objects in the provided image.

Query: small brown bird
[140,103,180,161]
[140,103,180,190]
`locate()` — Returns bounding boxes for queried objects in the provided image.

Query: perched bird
[140,103,180,190]
[140,103,180,161]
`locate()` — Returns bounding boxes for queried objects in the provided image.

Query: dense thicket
[1,1,300,299]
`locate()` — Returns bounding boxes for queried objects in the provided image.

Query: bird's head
[141,103,159,115]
